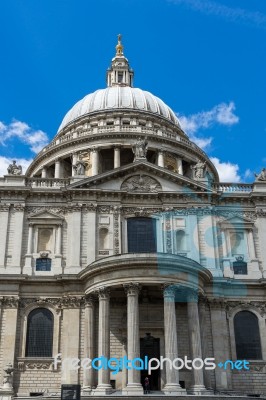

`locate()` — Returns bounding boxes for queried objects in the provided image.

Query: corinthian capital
[123,282,141,296]
[97,286,110,300]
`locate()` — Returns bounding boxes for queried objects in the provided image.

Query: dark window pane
[233,260,247,275]
[36,258,51,271]
[234,311,262,360]
[127,217,157,253]
[26,308,53,357]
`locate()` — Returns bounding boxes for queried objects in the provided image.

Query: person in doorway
[144,376,150,394]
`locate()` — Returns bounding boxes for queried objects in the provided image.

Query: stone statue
[132,137,148,160]
[7,160,22,175]
[255,168,266,181]
[191,159,206,179]
[2,362,14,389]
[73,154,87,176]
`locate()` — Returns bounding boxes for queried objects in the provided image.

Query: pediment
[219,215,254,229]
[28,210,64,222]
[68,161,213,194]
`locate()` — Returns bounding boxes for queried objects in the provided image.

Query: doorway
[140,333,160,391]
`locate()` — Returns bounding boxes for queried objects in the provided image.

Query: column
[95,287,113,395]
[114,146,121,168]
[247,229,256,259]
[41,167,47,178]
[61,302,81,384]
[187,290,207,394]
[0,204,10,269]
[209,300,232,390]
[83,296,95,391]
[198,296,213,391]
[24,223,33,273]
[176,158,183,174]
[163,285,186,395]
[54,159,61,178]
[66,205,81,273]
[122,283,143,396]
[1,298,19,380]
[158,151,164,168]
[56,224,62,254]
[87,206,96,265]
[72,153,78,176]
[91,148,99,176]
[11,204,24,273]
[121,338,128,389]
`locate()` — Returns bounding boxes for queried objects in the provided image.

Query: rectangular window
[36,258,52,271]
[127,218,157,253]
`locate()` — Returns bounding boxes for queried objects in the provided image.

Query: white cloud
[244,169,253,179]
[0,156,33,177]
[177,102,239,150]
[178,102,239,135]
[210,157,241,182]
[168,0,266,29]
[0,119,49,153]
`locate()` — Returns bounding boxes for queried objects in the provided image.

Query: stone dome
[58,87,181,132]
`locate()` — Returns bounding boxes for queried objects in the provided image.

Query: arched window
[176,230,186,252]
[26,308,53,357]
[234,311,262,360]
[99,228,109,250]
[127,217,157,253]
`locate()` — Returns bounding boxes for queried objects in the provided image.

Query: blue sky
[0,0,266,181]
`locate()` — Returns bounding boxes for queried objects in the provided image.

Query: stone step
[16,394,266,400]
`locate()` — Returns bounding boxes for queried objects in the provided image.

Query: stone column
[0,204,10,269]
[122,283,143,396]
[72,153,78,176]
[95,287,113,395]
[24,223,33,273]
[163,285,186,395]
[114,146,121,168]
[54,159,61,178]
[198,296,213,391]
[86,205,96,265]
[158,151,164,168]
[83,296,95,391]
[91,148,99,176]
[187,290,207,394]
[41,167,47,178]
[66,205,81,273]
[176,158,183,175]
[1,298,19,382]
[247,229,256,259]
[56,224,62,255]
[61,300,81,384]
[121,338,128,389]
[11,204,24,273]
[209,300,232,390]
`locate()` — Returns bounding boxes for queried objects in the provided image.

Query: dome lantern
[106,34,134,87]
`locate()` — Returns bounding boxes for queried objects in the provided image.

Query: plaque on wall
[36,257,51,271]
[61,385,81,400]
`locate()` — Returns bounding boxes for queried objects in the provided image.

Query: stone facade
[0,36,266,397]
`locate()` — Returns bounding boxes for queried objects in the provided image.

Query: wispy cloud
[0,120,49,153]
[168,0,266,29]
[0,156,32,177]
[210,156,241,182]
[177,101,239,149]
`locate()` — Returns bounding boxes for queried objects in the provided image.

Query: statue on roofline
[132,136,148,160]
[7,160,22,175]
[255,168,266,181]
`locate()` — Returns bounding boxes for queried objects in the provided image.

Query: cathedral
[0,35,266,398]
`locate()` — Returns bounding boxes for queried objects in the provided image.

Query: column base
[122,384,144,396]
[163,384,187,396]
[187,385,212,395]
[92,384,113,395]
